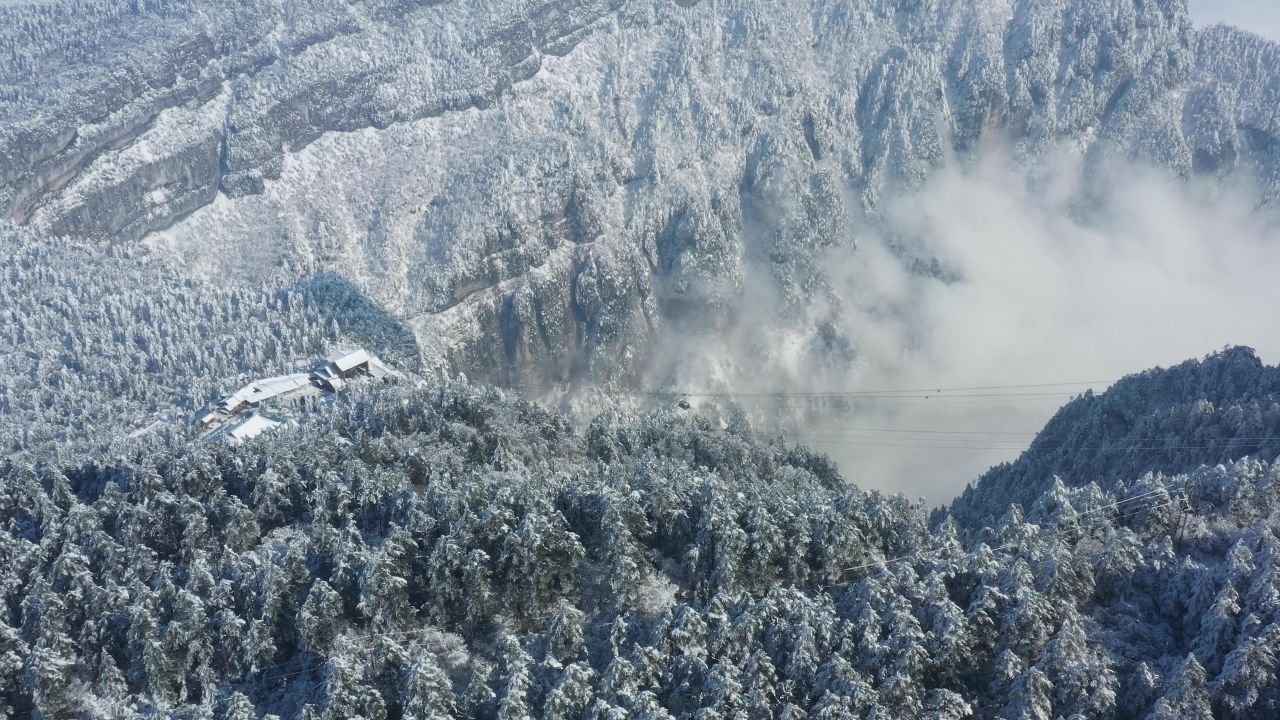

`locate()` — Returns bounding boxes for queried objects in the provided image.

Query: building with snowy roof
[327,348,372,373]
[218,373,314,414]
[223,413,283,444]
[314,348,401,390]
[198,348,403,442]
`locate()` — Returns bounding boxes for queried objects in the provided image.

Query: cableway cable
[604,380,1118,399]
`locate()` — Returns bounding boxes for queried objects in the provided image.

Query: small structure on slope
[314,348,401,391]
[218,373,314,415]
[221,413,284,444]
[197,347,401,443]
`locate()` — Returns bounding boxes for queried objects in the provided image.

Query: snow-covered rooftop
[222,373,313,407]
[326,348,372,373]
[226,414,282,444]
[202,348,401,442]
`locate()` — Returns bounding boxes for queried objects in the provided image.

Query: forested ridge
[4,355,1280,719]
[950,347,1280,530]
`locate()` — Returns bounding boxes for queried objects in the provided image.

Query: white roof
[320,374,346,390]
[367,357,403,380]
[326,348,372,372]
[227,414,281,443]
[223,373,313,406]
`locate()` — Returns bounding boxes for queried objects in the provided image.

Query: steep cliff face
[3,0,1278,386]
[1,0,625,238]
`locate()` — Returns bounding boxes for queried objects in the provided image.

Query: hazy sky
[1189,0,1280,42]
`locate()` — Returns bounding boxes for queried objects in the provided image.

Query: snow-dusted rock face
[3,0,1278,385]
[1,0,624,237]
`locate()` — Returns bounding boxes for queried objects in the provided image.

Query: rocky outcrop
[1,0,624,240]
[3,0,1278,386]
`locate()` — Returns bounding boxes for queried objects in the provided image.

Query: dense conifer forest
[4,355,1280,718]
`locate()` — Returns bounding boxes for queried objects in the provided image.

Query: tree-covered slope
[0,223,418,461]
[3,0,1279,387]
[4,377,1279,718]
[950,347,1280,530]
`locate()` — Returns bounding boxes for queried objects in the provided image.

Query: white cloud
[1188,0,1280,43]
[659,142,1280,505]
[833,146,1280,503]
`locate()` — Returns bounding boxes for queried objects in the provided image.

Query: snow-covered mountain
[6,3,1280,715]
[3,0,1279,388]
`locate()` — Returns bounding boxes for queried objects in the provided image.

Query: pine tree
[1145,655,1212,720]
[1195,583,1241,675]
[1118,662,1160,718]
[252,468,293,527]
[300,580,345,655]
[1213,624,1280,719]
[461,658,498,720]
[26,641,79,719]
[357,542,412,631]
[543,661,597,720]
[1002,667,1052,720]
[402,654,456,720]
[1039,612,1115,718]
[544,602,587,668]
[93,651,129,703]
[496,634,535,720]
[922,688,972,720]
[220,691,259,720]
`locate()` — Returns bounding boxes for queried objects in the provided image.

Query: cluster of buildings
[199,348,401,443]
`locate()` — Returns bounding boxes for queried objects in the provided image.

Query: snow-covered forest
[4,350,1280,718]
[0,225,419,460]
[3,0,1280,717]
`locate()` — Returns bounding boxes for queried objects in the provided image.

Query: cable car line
[768,435,1280,452]
[757,426,1039,436]
[610,379,1117,398]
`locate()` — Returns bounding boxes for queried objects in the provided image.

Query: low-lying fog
[657,142,1280,505]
